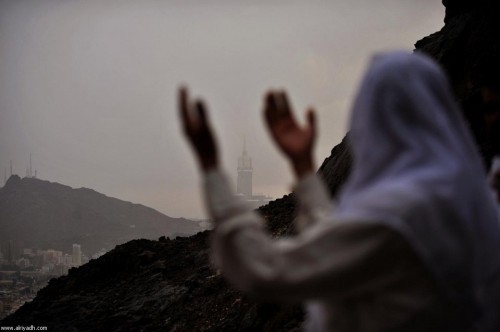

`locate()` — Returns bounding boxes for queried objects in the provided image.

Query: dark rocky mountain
[0,175,200,255]
[416,0,500,167]
[2,233,303,331]
[3,1,499,330]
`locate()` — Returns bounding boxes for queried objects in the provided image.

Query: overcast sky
[0,0,445,219]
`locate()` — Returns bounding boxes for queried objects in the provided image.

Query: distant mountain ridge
[0,175,200,255]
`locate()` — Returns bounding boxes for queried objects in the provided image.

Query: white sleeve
[489,156,500,206]
[293,173,334,231]
[203,169,258,233]
[205,169,422,303]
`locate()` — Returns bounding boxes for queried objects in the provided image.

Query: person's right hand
[263,90,317,178]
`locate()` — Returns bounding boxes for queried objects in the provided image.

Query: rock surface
[2,232,303,331]
[416,0,500,166]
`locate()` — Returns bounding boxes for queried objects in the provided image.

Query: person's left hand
[178,87,219,171]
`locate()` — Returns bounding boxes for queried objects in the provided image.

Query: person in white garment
[178,51,500,331]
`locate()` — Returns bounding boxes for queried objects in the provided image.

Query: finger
[307,107,317,136]
[278,91,292,116]
[178,86,191,127]
[195,99,209,126]
[264,91,279,126]
[277,91,299,127]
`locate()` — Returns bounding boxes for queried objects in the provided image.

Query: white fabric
[203,51,500,331]
[334,51,500,329]
[489,156,500,206]
[293,173,335,231]
[205,170,438,332]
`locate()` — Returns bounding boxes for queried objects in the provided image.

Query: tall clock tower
[236,139,253,198]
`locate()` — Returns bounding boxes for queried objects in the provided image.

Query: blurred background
[0,0,444,219]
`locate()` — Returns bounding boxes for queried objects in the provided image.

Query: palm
[264,91,316,163]
[270,117,314,161]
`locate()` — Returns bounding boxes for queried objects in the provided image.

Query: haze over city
[0,0,444,219]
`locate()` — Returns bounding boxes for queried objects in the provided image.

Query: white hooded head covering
[335,51,500,326]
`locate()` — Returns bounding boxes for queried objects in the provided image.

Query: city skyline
[0,240,95,320]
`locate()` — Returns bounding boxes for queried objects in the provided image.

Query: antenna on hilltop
[10,160,12,177]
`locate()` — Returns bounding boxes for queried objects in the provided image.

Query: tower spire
[30,153,32,178]
[236,136,253,197]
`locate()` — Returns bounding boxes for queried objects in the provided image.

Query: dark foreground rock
[416,0,500,167]
[2,232,303,331]
[4,1,500,331]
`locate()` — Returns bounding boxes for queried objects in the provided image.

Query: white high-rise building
[72,244,82,267]
[235,139,273,209]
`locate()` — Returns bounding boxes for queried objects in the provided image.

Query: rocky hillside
[2,233,303,331]
[416,0,500,167]
[0,175,200,255]
[3,1,499,330]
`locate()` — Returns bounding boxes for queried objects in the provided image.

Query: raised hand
[178,87,219,171]
[263,90,317,178]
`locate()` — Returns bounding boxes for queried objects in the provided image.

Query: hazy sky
[0,0,445,219]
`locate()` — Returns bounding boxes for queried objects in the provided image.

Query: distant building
[72,244,82,267]
[235,140,273,209]
[92,249,107,260]
[0,240,23,263]
[44,249,63,265]
[63,254,72,266]
[7,241,14,263]
[16,257,30,268]
[236,139,253,197]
